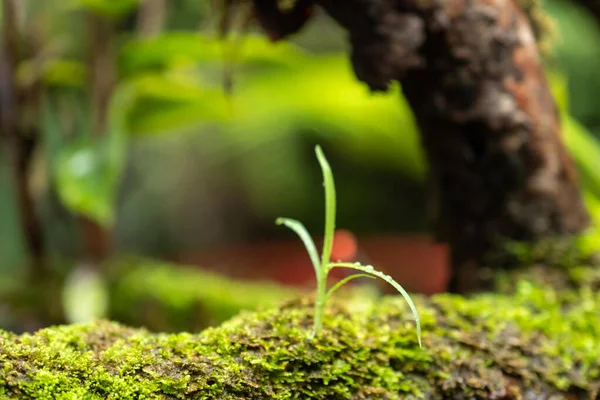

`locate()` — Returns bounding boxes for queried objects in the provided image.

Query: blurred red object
[174,230,449,295]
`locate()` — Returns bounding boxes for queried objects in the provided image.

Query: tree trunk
[252,0,590,292]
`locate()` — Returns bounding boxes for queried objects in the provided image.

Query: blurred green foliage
[108,257,297,332]
[35,27,427,234]
[32,27,600,235]
[2,4,600,229]
[44,88,130,227]
[545,0,600,131]
[2,0,600,330]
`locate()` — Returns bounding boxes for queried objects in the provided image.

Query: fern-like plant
[276,145,422,347]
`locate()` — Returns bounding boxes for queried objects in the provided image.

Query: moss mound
[1,265,599,399]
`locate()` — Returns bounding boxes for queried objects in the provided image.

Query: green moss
[1,265,599,398]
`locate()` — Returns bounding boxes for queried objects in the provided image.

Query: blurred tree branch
[136,0,166,38]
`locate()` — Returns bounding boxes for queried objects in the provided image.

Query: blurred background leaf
[1,0,600,333]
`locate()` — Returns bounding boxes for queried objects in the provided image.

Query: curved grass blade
[325,274,375,302]
[315,145,336,268]
[276,217,321,277]
[329,262,422,348]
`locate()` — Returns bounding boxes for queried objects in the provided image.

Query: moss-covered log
[1,265,599,399]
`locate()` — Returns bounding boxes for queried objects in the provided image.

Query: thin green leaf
[329,262,422,348]
[326,274,375,302]
[276,217,321,277]
[315,145,336,268]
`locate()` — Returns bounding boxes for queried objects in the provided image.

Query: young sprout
[276,145,422,347]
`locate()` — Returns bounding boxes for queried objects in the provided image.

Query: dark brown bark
[252,0,590,292]
[252,0,315,41]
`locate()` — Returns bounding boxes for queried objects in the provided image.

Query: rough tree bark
[251,0,590,292]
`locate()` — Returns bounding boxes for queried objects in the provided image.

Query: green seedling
[276,145,422,347]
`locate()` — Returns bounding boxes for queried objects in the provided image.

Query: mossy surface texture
[1,266,599,399]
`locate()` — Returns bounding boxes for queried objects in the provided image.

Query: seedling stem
[276,145,422,347]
